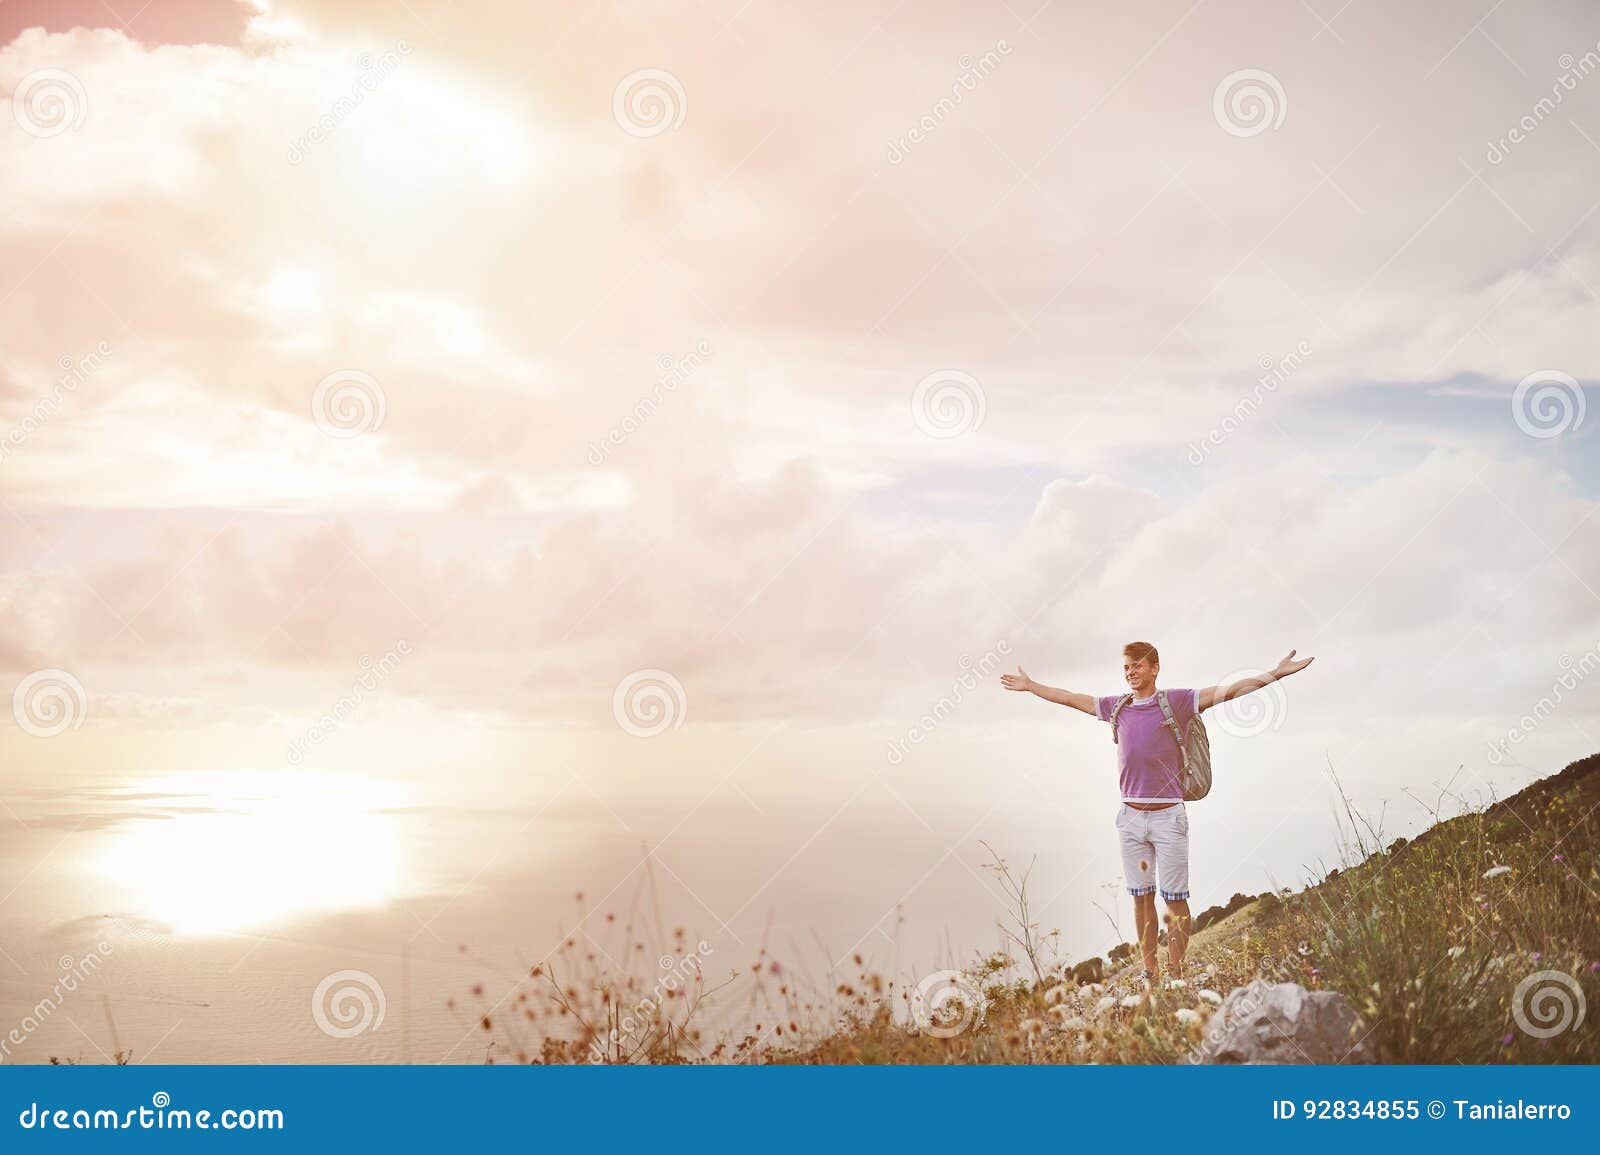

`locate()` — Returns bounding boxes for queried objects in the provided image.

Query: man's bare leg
[1132,892,1159,981]
[1164,899,1191,979]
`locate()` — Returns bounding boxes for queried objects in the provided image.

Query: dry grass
[462,754,1600,1065]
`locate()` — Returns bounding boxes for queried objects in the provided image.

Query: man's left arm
[1197,650,1315,712]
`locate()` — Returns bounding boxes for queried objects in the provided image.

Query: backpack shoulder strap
[1155,690,1189,766]
[1108,692,1134,743]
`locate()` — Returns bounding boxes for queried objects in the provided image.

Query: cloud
[0,5,1595,798]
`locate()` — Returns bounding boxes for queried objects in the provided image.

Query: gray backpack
[1108,690,1213,802]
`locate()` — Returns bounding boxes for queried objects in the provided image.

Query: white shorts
[1115,802,1190,901]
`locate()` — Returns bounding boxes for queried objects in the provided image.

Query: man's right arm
[1000,667,1097,716]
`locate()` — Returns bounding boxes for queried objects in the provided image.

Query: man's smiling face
[1123,655,1158,697]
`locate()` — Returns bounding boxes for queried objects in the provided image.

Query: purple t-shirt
[1095,688,1201,803]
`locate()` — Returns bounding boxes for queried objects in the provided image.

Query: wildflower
[1309,968,1321,977]
[1045,984,1068,1007]
[1119,994,1143,1009]
[1022,1018,1044,1037]
[1198,990,1222,1006]
[1447,946,1465,959]
[1091,996,1115,1018]
[1165,978,1187,990]
[1482,865,1512,879]
[1501,1033,1514,1046]
[1530,952,1541,963]
[1174,1008,1201,1025]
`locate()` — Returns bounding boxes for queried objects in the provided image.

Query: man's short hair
[1123,641,1159,666]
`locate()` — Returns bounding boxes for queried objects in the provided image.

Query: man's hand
[1000,666,1034,693]
[1001,667,1096,714]
[1200,649,1316,711]
[1271,649,1315,679]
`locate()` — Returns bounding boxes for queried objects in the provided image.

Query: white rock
[1197,979,1375,1064]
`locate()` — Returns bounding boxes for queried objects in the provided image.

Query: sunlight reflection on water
[88,771,405,936]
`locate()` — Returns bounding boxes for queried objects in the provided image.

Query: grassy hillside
[467,754,1600,1064]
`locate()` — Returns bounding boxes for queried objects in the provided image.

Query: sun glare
[259,267,323,314]
[91,771,405,937]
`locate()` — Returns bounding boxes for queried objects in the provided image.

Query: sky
[1,0,1599,1052]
